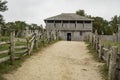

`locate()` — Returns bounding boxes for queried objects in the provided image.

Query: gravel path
[4,41,104,80]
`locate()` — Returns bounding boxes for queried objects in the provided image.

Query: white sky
[1,0,120,26]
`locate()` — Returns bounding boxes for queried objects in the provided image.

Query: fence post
[42,29,45,46]
[91,34,93,46]
[34,33,38,49]
[96,37,99,52]
[9,31,15,65]
[26,37,30,55]
[109,46,118,80]
[99,44,104,59]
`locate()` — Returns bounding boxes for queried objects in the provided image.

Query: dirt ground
[3,41,104,80]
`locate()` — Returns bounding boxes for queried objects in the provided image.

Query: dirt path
[4,41,104,80]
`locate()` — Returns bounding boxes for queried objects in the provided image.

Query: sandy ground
[3,41,104,80]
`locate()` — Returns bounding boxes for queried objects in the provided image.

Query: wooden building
[44,13,93,41]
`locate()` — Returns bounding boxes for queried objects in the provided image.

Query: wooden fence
[86,33,120,80]
[0,30,53,65]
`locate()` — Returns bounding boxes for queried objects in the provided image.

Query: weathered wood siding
[45,20,92,41]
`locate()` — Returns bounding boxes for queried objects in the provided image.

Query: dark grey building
[44,13,93,41]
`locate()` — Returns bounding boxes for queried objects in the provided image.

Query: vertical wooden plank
[109,46,118,80]
[9,31,15,65]
[116,52,120,80]
[96,37,99,53]
[42,30,45,46]
[106,50,111,67]
[99,45,104,59]
[34,33,38,49]
[26,37,30,55]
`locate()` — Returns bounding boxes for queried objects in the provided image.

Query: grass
[85,41,108,80]
[101,40,120,51]
[0,45,9,51]
[15,41,26,46]
[100,64,109,80]
[0,39,59,80]
[86,41,102,62]
[0,36,9,42]
[0,40,26,61]
[0,37,27,80]
[0,36,10,51]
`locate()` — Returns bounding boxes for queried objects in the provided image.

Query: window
[55,20,61,23]
[70,21,75,23]
[77,21,83,23]
[47,20,54,23]
[85,21,91,23]
[63,21,69,23]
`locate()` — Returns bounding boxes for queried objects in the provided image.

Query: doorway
[67,33,71,41]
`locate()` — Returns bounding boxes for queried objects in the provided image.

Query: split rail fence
[86,33,120,80]
[0,30,54,65]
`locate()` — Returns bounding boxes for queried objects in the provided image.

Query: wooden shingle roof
[44,13,93,21]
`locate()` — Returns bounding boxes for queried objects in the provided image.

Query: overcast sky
[1,0,120,26]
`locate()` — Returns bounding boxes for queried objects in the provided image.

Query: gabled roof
[44,13,93,21]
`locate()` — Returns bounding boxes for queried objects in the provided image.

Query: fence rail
[86,33,120,80]
[0,30,55,65]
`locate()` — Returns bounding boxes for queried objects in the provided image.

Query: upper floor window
[47,20,54,23]
[63,21,69,23]
[70,21,75,23]
[55,20,61,23]
[85,21,91,23]
[77,21,83,23]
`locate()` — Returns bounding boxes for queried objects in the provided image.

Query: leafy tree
[76,9,85,16]
[4,22,15,36]
[14,21,27,37]
[0,0,8,35]
[15,21,26,30]
[76,9,114,35]
[0,0,8,12]
[110,15,120,33]
[0,0,8,24]
[0,14,4,24]
[5,21,27,37]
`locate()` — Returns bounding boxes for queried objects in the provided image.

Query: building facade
[44,13,93,41]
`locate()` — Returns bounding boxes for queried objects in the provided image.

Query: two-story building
[44,13,93,41]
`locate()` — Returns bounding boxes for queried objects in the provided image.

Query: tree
[4,22,15,36]
[75,9,113,35]
[0,0,8,12]
[76,9,85,16]
[0,14,4,24]
[0,0,8,24]
[0,0,8,35]
[14,21,27,37]
[92,17,111,35]
[110,15,120,33]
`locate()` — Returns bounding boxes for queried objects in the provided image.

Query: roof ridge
[44,13,93,21]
